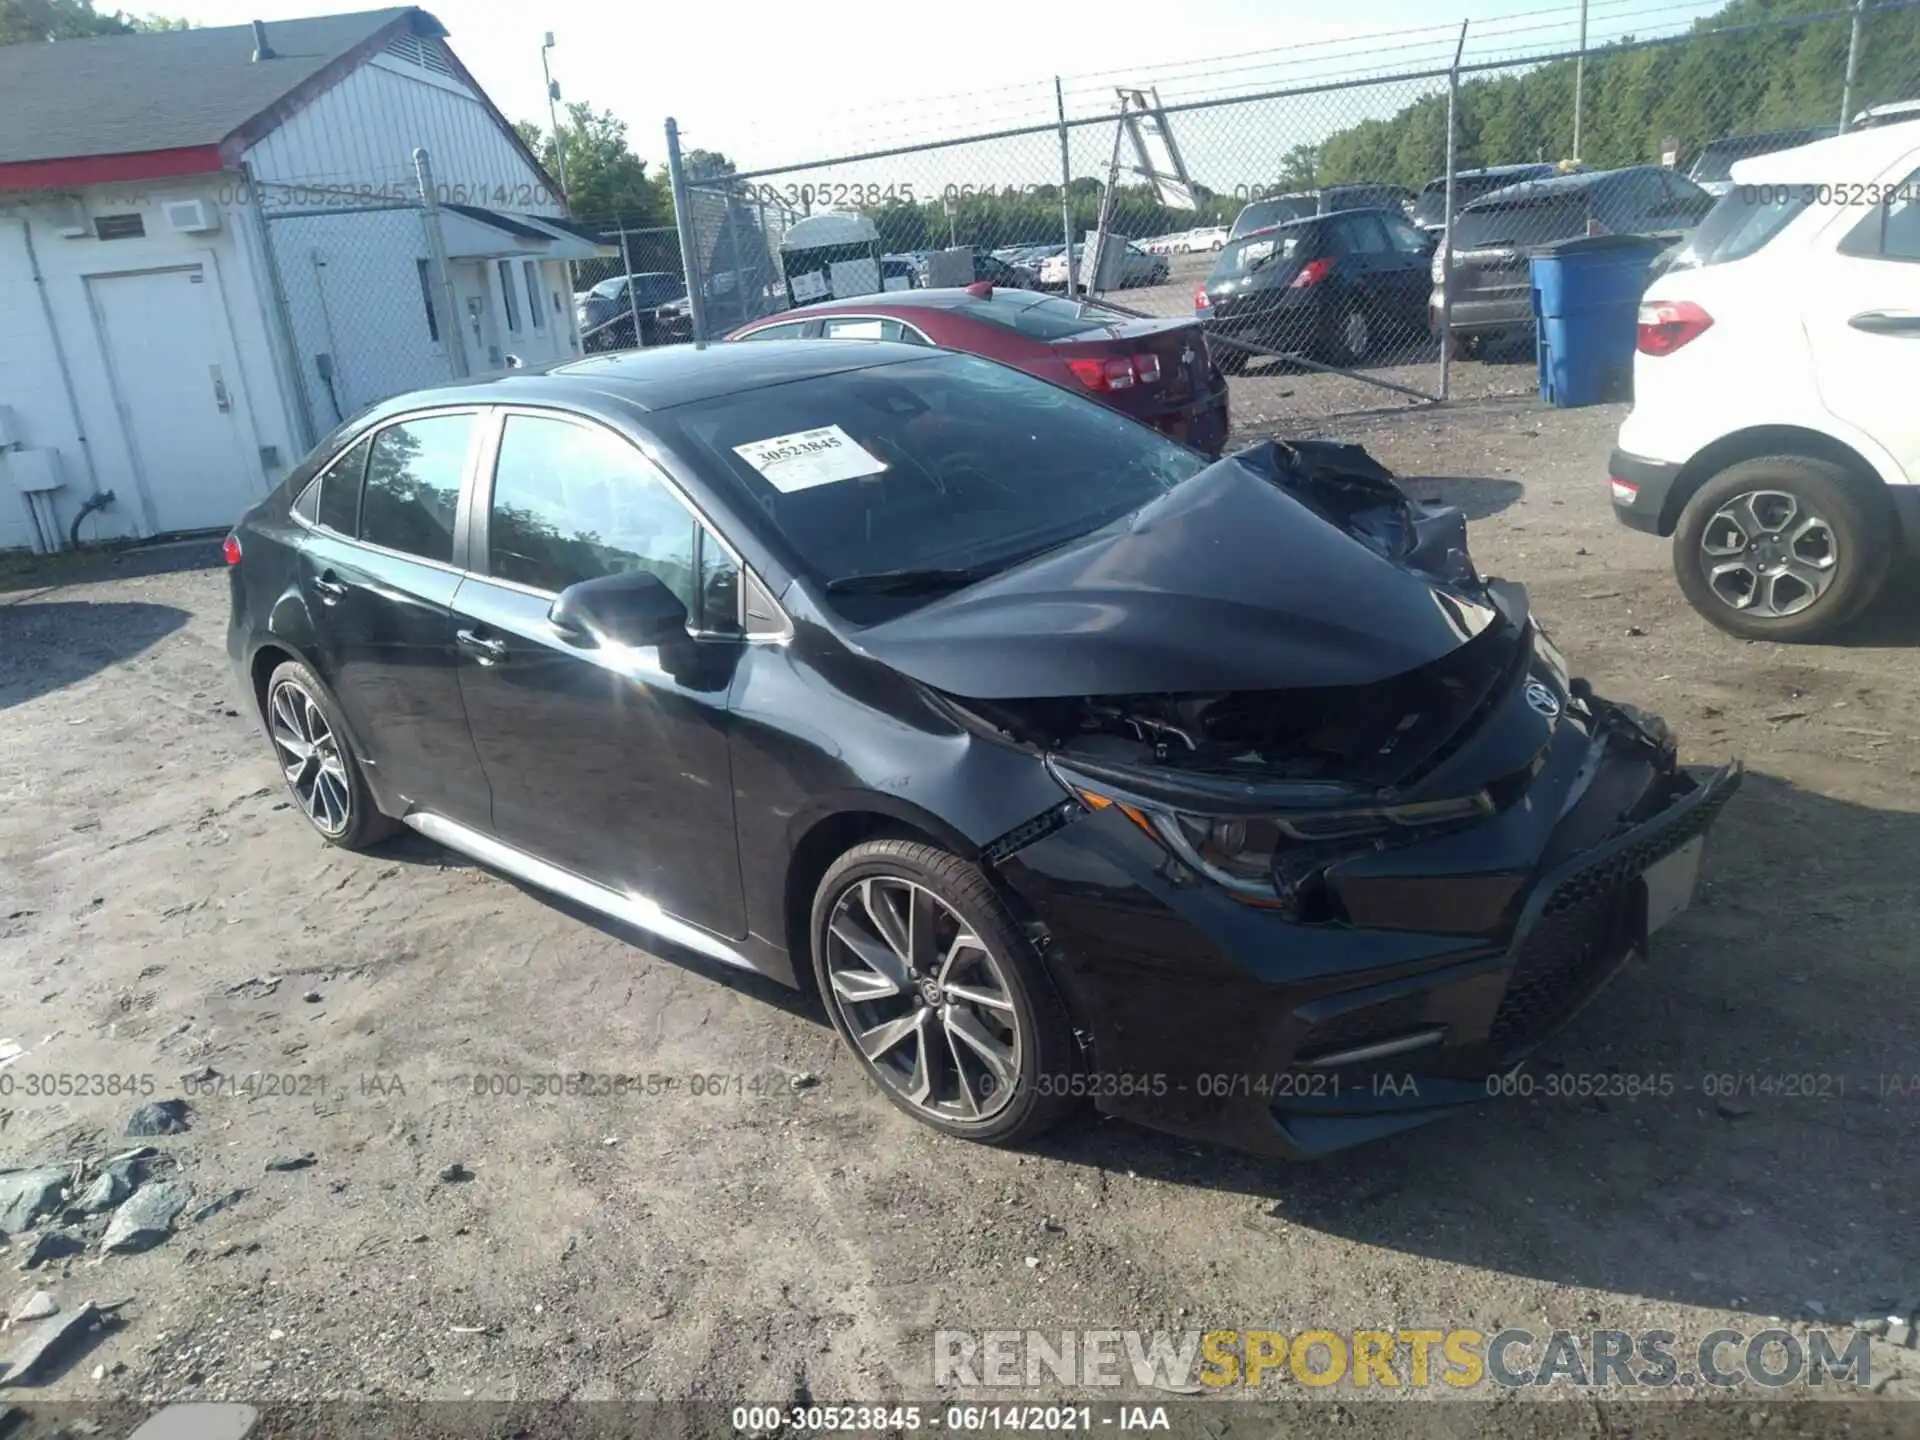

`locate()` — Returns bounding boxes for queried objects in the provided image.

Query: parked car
[654,271,788,343]
[226,340,1737,1155]
[1411,163,1564,234]
[727,283,1230,456]
[1432,166,1715,353]
[1686,126,1837,198]
[904,249,1038,290]
[1853,98,1920,129]
[1610,123,1920,641]
[576,271,684,351]
[1037,241,1169,290]
[1182,225,1229,251]
[1142,232,1189,256]
[1196,208,1435,368]
[1228,185,1415,241]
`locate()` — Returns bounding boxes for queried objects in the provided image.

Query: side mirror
[548,570,688,648]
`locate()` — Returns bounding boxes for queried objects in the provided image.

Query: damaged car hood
[847,441,1506,700]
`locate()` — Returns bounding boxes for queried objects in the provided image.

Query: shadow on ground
[1026,768,1918,1326]
[0,601,191,710]
[1404,474,1527,520]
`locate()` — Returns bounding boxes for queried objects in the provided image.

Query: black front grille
[1488,773,1739,1057]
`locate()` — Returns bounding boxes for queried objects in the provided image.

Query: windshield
[956,292,1118,338]
[1211,229,1306,278]
[1688,130,1832,184]
[660,352,1208,610]
[588,277,625,299]
[1665,187,1814,270]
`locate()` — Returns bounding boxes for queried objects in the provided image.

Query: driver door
[448,407,749,938]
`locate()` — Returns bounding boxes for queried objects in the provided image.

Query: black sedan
[225,342,1738,1157]
[1197,208,1435,369]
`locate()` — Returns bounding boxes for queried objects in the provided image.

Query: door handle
[312,573,348,604]
[1848,310,1920,336]
[455,628,509,664]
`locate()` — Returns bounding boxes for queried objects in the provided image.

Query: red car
[726,283,1231,457]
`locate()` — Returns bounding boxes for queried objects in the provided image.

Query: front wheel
[1671,455,1891,642]
[811,839,1079,1145]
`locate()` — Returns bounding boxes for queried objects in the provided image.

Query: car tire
[1670,455,1892,643]
[1442,330,1479,361]
[1327,301,1372,366]
[811,838,1079,1146]
[262,660,399,850]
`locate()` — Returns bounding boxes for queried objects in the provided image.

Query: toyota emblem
[1524,680,1562,718]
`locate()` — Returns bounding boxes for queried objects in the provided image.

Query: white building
[0,7,612,552]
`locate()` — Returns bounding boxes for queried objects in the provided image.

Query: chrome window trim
[473,404,794,644]
[286,405,487,576]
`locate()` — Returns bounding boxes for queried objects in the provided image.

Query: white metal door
[88,263,263,534]
[1804,163,1920,486]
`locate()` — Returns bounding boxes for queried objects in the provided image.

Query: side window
[359,415,471,564]
[1332,215,1388,254]
[291,476,322,524]
[1385,217,1431,254]
[498,260,521,333]
[739,320,810,341]
[523,261,545,330]
[1841,168,1920,260]
[316,435,371,535]
[822,317,922,342]
[487,415,706,617]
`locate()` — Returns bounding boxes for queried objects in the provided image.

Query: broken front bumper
[996,702,1742,1159]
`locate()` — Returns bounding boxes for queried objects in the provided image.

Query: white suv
[1610,123,1920,640]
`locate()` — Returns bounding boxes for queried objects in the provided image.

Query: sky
[171,0,1728,200]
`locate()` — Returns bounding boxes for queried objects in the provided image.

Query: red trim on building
[0,147,226,192]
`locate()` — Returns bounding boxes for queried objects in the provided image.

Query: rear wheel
[262,660,398,850]
[1327,302,1373,366]
[811,839,1078,1145]
[1671,455,1891,642]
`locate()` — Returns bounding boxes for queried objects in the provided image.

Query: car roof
[355,341,933,419]
[1459,164,1653,207]
[1732,121,1920,184]
[1698,125,1836,150]
[1427,163,1555,185]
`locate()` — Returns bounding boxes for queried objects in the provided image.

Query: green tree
[681,149,736,182]
[518,102,667,227]
[1,0,183,42]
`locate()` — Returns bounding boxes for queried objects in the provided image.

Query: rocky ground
[1,377,1917,1438]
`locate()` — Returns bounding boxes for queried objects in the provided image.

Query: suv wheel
[1671,455,1892,642]
[811,839,1078,1145]
[262,660,398,849]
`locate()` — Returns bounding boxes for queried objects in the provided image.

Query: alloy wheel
[267,680,353,837]
[1698,489,1838,618]
[1343,309,1371,360]
[823,876,1022,1123]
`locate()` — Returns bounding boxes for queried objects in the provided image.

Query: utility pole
[540,32,570,201]
[1572,0,1589,162]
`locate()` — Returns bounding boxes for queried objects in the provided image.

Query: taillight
[1065,354,1164,391]
[1637,299,1713,356]
[1289,257,1333,288]
[222,534,242,566]
[1194,284,1211,310]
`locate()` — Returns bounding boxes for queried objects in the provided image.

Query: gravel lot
[2,381,1918,1432]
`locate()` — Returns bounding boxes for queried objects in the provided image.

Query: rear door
[449,408,748,937]
[294,409,492,825]
[1805,163,1920,484]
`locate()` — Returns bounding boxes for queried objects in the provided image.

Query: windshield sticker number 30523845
[732,425,889,494]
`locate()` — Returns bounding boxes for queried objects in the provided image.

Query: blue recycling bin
[1530,234,1669,407]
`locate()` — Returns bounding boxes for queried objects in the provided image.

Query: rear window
[1688,130,1834,184]
[1414,172,1547,226]
[1451,194,1590,250]
[954,292,1110,339]
[1666,188,1814,270]
[1211,229,1308,278]
[1234,197,1316,235]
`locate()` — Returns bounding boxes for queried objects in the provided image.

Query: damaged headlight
[1070,778,1494,909]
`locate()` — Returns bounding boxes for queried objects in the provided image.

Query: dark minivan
[1432,166,1715,350]
[1411,163,1566,234]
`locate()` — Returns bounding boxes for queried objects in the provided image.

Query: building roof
[0,9,424,167]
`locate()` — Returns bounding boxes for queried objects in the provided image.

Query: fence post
[618,224,644,346]
[413,147,469,379]
[1088,92,1127,296]
[1839,0,1866,131]
[244,161,318,452]
[665,117,711,344]
[1055,77,1077,300]
[1439,20,1469,403]
[1572,0,1588,162]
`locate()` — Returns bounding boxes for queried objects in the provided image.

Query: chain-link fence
[662,0,1920,426]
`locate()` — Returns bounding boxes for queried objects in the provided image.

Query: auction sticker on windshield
[733,425,888,493]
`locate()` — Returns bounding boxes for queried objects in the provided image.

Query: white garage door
[88,263,266,535]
